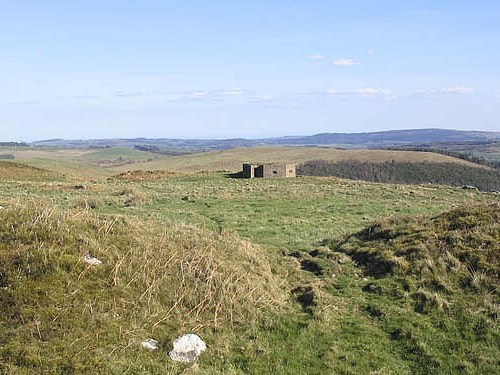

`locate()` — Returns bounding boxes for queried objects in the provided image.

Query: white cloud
[410,86,475,97]
[189,90,209,98]
[114,92,145,98]
[324,88,391,96]
[308,54,324,61]
[245,94,274,103]
[332,58,359,66]
[438,86,474,94]
[218,90,244,97]
[9,61,30,68]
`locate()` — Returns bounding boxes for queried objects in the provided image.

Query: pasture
[0,152,499,374]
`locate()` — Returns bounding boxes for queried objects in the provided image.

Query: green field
[112,147,485,174]
[1,155,499,374]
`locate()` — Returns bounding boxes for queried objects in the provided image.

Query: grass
[327,203,500,374]
[111,147,484,173]
[0,204,286,374]
[0,161,59,181]
[12,158,111,180]
[77,148,158,166]
[0,165,499,374]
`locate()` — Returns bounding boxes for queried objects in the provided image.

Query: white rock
[169,334,206,363]
[83,254,102,266]
[141,338,159,350]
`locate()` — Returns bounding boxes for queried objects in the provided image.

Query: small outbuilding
[242,163,296,178]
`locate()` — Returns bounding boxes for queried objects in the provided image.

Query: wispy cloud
[245,94,274,103]
[308,54,324,61]
[218,90,244,97]
[332,58,359,66]
[188,90,209,99]
[114,92,146,98]
[410,86,475,97]
[9,61,30,68]
[324,88,391,96]
[74,95,101,100]
[438,86,475,94]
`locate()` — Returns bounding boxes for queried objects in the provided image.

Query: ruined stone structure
[242,163,296,178]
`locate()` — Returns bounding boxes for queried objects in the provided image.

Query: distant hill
[31,129,500,150]
[111,146,488,173]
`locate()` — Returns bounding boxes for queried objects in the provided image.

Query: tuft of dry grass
[112,222,286,330]
[0,203,285,373]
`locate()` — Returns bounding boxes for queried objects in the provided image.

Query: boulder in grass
[83,254,102,266]
[169,334,206,363]
[141,338,159,350]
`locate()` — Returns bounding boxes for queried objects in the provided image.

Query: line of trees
[385,146,500,169]
[298,160,500,192]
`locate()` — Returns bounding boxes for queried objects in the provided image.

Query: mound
[0,161,57,181]
[330,204,500,374]
[0,205,284,373]
[337,203,500,284]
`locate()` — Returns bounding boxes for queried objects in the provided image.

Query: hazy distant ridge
[31,128,500,149]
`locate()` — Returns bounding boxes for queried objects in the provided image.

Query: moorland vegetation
[298,160,500,191]
[0,147,499,374]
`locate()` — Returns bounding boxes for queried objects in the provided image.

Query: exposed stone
[141,338,159,350]
[169,334,206,363]
[83,254,102,266]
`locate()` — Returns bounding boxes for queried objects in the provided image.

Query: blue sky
[2,0,500,141]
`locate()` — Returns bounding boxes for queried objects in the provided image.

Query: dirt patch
[300,259,324,276]
[291,285,317,314]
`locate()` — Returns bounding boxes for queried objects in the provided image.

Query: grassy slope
[3,146,490,179]
[329,204,500,374]
[2,146,155,163]
[0,161,59,181]
[0,205,285,374]
[76,147,158,163]
[14,158,112,180]
[1,146,157,179]
[111,147,487,173]
[0,167,499,374]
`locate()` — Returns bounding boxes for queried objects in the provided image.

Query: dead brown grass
[0,202,286,334]
[0,160,58,181]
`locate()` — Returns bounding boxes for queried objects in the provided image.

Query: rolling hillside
[112,147,491,173]
[0,161,59,181]
[0,168,499,374]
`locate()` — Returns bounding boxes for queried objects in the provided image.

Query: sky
[1,0,500,141]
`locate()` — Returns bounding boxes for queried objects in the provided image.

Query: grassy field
[111,147,486,173]
[0,146,158,175]
[0,159,499,374]
[3,145,490,178]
